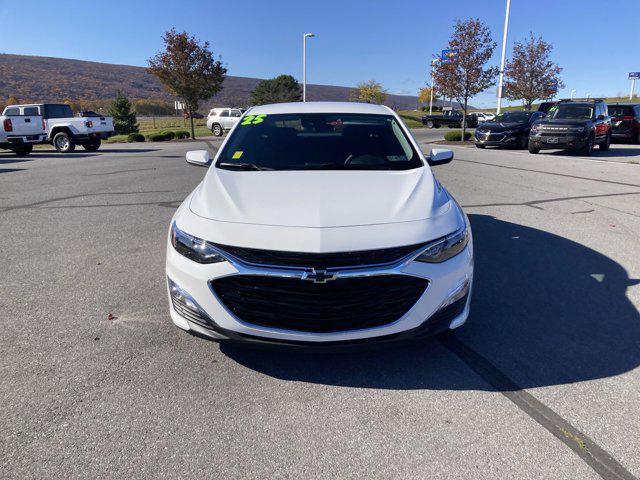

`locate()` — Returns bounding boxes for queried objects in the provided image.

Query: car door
[594,103,607,141]
[218,109,231,129]
[229,109,242,128]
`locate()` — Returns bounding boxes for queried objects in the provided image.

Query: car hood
[189,167,450,228]
[477,121,527,132]
[536,118,590,127]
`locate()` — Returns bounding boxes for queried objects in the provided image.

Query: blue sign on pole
[441,49,458,64]
[629,72,640,79]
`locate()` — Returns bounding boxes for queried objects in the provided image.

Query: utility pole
[496,0,511,114]
[303,33,315,102]
[429,56,439,115]
[630,79,636,100]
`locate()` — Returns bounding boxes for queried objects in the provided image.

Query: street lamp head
[304,33,316,38]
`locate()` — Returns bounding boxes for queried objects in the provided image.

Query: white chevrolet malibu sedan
[166,102,473,345]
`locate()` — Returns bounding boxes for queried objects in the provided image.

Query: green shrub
[444,130,472,141]
[147,133,168,142]
[174,130,190,139]
[159,130,176,140]
[127,133,146,143]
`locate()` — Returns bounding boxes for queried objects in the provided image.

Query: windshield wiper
[218,162,271,171]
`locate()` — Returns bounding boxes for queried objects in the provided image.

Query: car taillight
[3,118,12,132]
[85,120,93,128]
[42,118,46,130]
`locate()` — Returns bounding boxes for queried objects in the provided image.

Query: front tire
[425,120,435,129]
[11,144,33,156]
[81,139,101,152]
[53,132,76,153]
[581,134,594,155]
[598,132,611,151]
[528,143,540,154]
[475,144,486,149]
[212,123,223,137]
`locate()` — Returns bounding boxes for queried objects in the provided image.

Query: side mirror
[186,150,211,167]
[597,114,606,120]
[428,148,454,166]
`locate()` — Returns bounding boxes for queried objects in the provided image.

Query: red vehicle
[608,103,640,144]
[183,112,204,119]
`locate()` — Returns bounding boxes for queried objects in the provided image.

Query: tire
[53,131,76,153]
[11,144,33,156]
[212,123,223,137]
[528,144,540,154]
[425,120,435,129]
[518,135,528,149]
[598,132,611,151]
[81,139,101,152]
[581,134,594,155]
[475,144,486,149]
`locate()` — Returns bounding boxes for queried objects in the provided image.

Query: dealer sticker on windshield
[232,151,244,159]
[241,114,267,126]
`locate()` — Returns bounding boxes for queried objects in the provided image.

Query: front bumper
[474,131,521,146]
[165,228,474,345]
[528,133,588,150]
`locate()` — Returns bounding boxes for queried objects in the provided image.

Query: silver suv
[206,108,243,136]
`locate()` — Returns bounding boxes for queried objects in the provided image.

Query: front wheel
[53,132,76,153]
[475,144,486,149]
[528,144,540,154]
[212,123,223,137]
[581,134,594,155]
[425,120,435,129]
[81,139,101,152]
[598,132,611,151]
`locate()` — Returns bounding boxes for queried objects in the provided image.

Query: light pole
[630,78,636,100]
[570,89,576,99]
[496,0,511,114]
[303,33,315,102]
[429,55,440,115]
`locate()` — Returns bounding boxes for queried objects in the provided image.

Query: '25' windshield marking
[241,114,267,126]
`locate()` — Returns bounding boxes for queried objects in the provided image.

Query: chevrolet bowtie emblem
[302,269,338,284]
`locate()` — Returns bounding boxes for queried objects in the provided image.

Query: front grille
[214,243,428,270]
[211,274,429,333]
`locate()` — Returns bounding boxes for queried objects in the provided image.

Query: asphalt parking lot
[1,135,639,479]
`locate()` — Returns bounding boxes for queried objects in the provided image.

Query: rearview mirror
[428,148,454,166]
[186,150,211,167]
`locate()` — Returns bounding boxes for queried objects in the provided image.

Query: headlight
[170,222,227,264]
[530,125,540,133]
[414,226,469,263]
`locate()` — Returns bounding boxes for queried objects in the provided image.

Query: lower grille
[211,274,429,333]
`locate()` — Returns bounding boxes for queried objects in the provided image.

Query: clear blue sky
[1,0,638,108]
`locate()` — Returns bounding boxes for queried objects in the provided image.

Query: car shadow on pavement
[221,214,640,391]
[552,147,640,158]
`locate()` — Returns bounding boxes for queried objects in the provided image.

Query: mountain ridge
[0,53,423,110]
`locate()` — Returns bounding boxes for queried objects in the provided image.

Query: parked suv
[206,108,243,136]
[608,103,640,144]
[528,99,611,155]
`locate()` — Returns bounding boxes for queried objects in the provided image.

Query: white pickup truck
[2,103,115,153]
[0,105,48,156]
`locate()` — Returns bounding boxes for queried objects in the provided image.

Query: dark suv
[608,103,640,144]
[528,99,612,155]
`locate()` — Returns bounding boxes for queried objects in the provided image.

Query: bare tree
[433,19,498,141]
[504,33,564,110]
[147,29,226,139]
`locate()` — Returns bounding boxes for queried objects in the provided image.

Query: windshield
[608,106,634,117]
[493,111,532,123]
[548,104,594,120]
[216,113,422,171]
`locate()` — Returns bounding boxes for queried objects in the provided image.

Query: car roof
[247,101,393,115]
